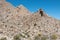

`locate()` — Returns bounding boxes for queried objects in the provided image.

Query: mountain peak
[18,4,24,7]
[14,5,31,16]
[39,8,43,11]
[39,9,44,16]
[17,4,26,8]
[34,8,48,17]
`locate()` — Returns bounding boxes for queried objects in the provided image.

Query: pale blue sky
[6,0,60,20]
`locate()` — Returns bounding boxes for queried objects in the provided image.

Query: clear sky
[6,0,60,20]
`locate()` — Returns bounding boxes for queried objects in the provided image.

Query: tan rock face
[0,0,60,40]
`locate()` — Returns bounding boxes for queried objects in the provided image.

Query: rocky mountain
[0,0,60,40]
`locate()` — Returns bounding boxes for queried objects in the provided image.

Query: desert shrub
[34,33,41,40]
[13,34,21,40]
[0,37,7,40]
[34,23,37,26]
[41,36,47,40]
[34,36,40,40]
[13,33,30,40]
[38,33,41,37]
[50,34,57,40]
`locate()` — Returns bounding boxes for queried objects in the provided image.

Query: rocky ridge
[0,0,60,40]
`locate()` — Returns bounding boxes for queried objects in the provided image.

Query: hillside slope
[0,0,60,40]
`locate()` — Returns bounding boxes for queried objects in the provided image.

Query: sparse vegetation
[13,33,30,40]
[34,23,37,26]
[38,33,41,37]
[13,34,21,40]
[50,34,57,40]
[0,37,7,40]
[34,33,48,40]
[34,36,40,40]
[34,33,41,40]
[0,0,60,40]
[41,36,47,40]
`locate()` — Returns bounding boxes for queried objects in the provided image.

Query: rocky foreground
[0,0,60,40]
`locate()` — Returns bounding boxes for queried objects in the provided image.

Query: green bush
[38,33,41,37]
[13,34,21,40]
[51,34,57,40]
[13,33,30,40]
[0,37,7,40]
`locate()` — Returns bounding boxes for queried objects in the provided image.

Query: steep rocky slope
[0,0,60,40]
